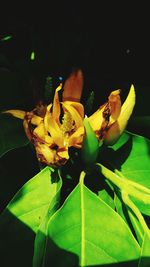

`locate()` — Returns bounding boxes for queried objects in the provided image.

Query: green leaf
[112,131,150,189]
[82,117,99,167]
[100,131,150,215]
[43,172,140,266]
[114,194,144,245]
[33,169,62,267]
[0,114,29,157]
[138,233,150,267]
[0,167,62,267]
[98,187,115,210]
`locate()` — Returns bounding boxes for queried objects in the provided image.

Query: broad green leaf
[43,173,140,267]
[98,188,115,209]
[0,167,62,267]
[114,194,144,245]
[33,169,62,267]
[111,131,150,189]
[99,131,150,215]
[0,114,29,157]
[138,233,150,267]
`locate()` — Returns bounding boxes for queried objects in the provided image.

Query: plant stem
[122,190,150,237]
[96,163,150,204]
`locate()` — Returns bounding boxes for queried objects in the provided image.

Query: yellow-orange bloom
[3,70,136,166]
[4,70,84,167]
[88,84,135,145]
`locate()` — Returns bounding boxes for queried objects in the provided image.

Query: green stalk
[96,163,150,204]
[122,191,150,237]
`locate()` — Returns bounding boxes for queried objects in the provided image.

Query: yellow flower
[88,84,135,146]
[4,70,85,167]
[3,69,136,166]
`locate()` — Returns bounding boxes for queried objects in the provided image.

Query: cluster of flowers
[4,70,135,167]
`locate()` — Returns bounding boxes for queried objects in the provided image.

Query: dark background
[0,2,150,120]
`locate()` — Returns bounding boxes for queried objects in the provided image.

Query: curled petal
[33,122,53,145]
[62,69,83,102]
[88,104,106,132]
[62,101,84,119]
[62,102,83,129]
[44,107,64,147]
[52,83,62,124]
[69,126,84,147]
[35,143,56,165]
[2,109,25,119]
[108,89,121,122]
[35,143,69,166]
[57,148,69,160]
[33,122,47,139]
[31,115,43,125]
[104,85,136,145]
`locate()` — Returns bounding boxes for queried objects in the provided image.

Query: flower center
[61,111,75,137]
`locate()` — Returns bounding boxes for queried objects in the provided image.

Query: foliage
[0,111,150,266]
[0,34,150,267]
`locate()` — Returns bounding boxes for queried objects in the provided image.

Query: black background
[0,2,150,113]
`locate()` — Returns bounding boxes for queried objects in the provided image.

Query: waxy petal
[63,101,84,119]
[31,115,43,125]
[2,109,25,119]
[52,83,62,124]
[88,104,106,132]
[62,69,83,102]
[69,126,84,147]
[62,102,83,129]
[104,85,136,145]
[57,149,69,160]
[108,89,121,122]
[33,122,53,145]
[35,143,56,165]
[44,108,64,147]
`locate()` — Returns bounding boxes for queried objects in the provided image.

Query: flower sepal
[81,117,99,169]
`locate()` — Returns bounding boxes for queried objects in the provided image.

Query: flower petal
[52,83,62,124]
[62,69,83,102]
[63,101,84,119]
[57,148,69,160]
[2,109,25,119]
[35,143,56,165]
[33,122,53,145]
[31,115,43,125]
[104,85,136,145]
[62,102,84,129]
[69,126,84,147]
[108,89,121,122]
[88,104,106,132]
[44,106,64,147]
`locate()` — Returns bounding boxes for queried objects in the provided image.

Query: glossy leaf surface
[43,174,140,266]
[0,167,62,267]
[0,114,29,157]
